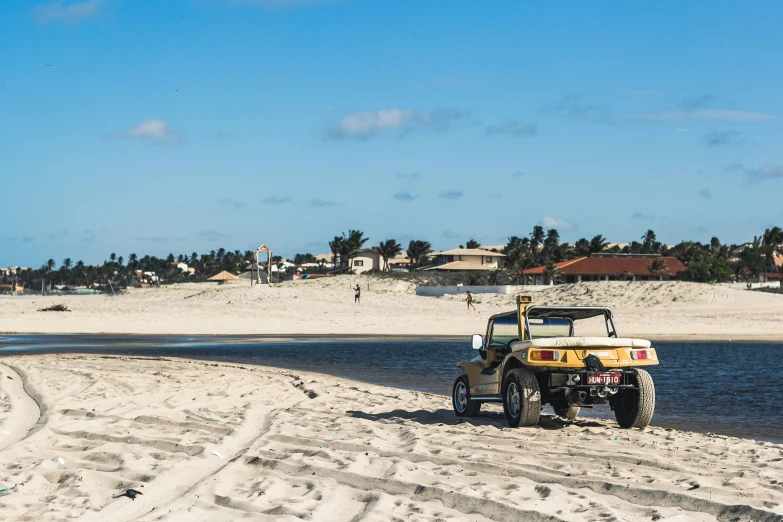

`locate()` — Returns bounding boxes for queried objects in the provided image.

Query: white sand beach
[1,278,782,340]
[1,355,781,521]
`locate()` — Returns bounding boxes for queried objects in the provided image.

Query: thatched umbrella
[208,271,239,282]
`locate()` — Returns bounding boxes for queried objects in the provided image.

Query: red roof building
[524,254,686,284]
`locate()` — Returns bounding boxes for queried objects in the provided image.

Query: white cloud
[632,212,657,221]
[260,196,292,204]
[324,108,461,139]
[121,119,180,144]
[725,163,783,184]
[393,191,418,201]
[751,165,783,180]
[198,230,231,242]
[33,0,103,24]
[438,190,463,200]
[703,129,741,147]
[541,216,574,230]
[629,109,777,123]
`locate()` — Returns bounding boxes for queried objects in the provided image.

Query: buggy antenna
[516,294,533,342]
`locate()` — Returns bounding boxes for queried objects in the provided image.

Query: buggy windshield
[488,316,573,346]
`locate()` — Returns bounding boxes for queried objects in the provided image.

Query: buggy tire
[452,375,481,417]
[502,368,541,427]
[613,368,655,429]
[553,404,580,420]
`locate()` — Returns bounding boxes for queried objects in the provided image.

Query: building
[0,267,28,277]
[423,248,505,271]
[169,262,195,275]
[349,250,411,274]
[524,254,686,284]
[312,250,410,274]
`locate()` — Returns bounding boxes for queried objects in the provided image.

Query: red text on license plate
[587,372,621,385]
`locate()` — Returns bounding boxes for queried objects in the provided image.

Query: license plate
[587,372,621,385]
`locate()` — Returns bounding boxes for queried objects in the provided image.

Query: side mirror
[471,334,484,350]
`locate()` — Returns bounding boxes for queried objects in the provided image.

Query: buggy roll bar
[515,296,619,341]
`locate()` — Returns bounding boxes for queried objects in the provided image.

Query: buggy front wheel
[452,375,480,417]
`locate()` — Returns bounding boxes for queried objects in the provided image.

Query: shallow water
[1,335,781,443]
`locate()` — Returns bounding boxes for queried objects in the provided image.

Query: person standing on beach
[466,290,476,311]
[355,284,361,304]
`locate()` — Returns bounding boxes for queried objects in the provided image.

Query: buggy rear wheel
[502,368,541,427]
[612,368,655,428]
[452,375,480,417]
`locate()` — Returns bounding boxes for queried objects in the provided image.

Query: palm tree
[740,237,765,281]
[110,253,117,264]
[465,239,481,249]
[332,230,369,270]
[375,239,403,272]
[530,226,545,261]
[46,259,56,271]
[589,235,609,254]
[647,258,668,279]
[641,230,657,253]
[406,240,433,271]
[542,262,557,285]
[574,238,591,256]
[542,229,560,262]
[329,236,344,269]
[61,258,72,270]
[75,260,85,286]
[504,236,530,254]
[505,248,534,284]
[117,256,124,267]
[762,226,783,282]
[128,253,138,268]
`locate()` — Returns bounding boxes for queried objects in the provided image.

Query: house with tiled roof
[422,248,506,271]
[524,254,686,284]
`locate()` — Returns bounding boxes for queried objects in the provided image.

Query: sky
[2,0,782,267]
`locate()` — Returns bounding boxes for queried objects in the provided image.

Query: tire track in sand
[0,363,42,451]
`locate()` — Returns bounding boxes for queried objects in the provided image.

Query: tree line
[3,226,781,290]
[316,225,783,284]
[326,230,433,272]
[2,249,284,290]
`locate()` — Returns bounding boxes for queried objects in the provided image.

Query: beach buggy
[452,295,659,428]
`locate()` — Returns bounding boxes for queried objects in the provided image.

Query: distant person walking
[354,284,361,304]
[466,290,476,311]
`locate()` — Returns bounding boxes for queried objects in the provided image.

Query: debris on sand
[113,489,143,501]
[38,303,70,312]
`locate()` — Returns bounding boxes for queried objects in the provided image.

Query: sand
[0,355,780,521]
[1,278,783,340]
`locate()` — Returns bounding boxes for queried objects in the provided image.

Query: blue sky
[2,0,782,267]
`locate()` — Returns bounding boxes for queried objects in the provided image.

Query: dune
[1,277,782,340]
[0,355,781,521]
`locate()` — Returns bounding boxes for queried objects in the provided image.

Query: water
[1,335,781,443]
